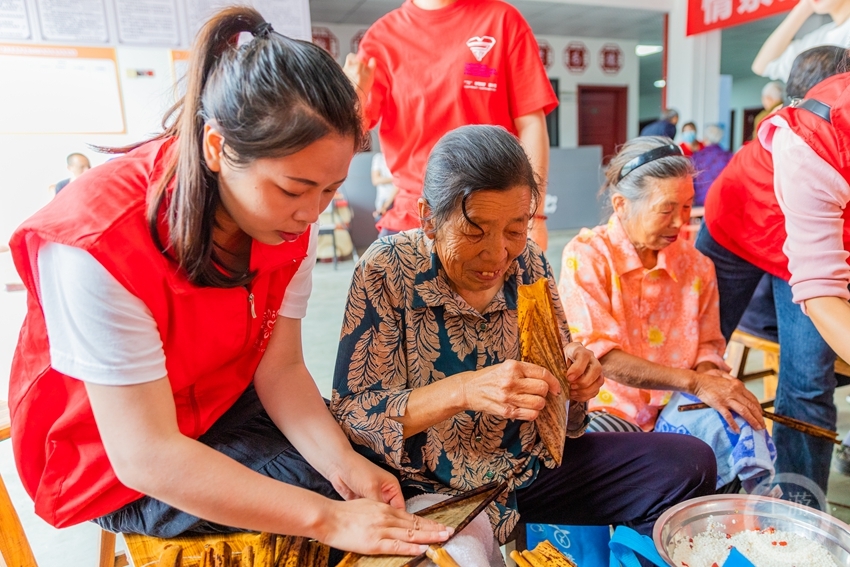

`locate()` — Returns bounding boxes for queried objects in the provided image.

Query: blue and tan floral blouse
[331,229,587,542]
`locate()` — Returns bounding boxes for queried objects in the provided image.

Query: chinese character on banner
[351,29,367,55]
[564,41,588,73]
[538,39,553,69]
[739,0,773,14]
[688,0,797,35]
[312,27,339,59]
[599,44,623,74]
[703,0,733,24]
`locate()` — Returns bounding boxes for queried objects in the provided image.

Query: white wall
[537,34,640,145]
[0,46,178,247]
[313,22,640,148]
[729,74,772,149]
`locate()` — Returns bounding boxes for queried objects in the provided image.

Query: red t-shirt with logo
[359,0,558,232]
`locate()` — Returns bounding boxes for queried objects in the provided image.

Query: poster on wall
[312,26,337,58]
[564,41,588,73]
[170,49,189,98]
[0,0,30,40]
[184,0,310,43]
[0,43,124,133]
[351,28,366,55]
[537,39,552,70]
[115,0,179,45]
[36,0,109,43]
[687,0,798,36]
[599,43,622,74]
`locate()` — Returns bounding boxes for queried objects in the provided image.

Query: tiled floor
[3,230,850,565]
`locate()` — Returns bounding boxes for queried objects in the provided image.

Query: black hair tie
[617,144,683,182]
[253,22,274,38]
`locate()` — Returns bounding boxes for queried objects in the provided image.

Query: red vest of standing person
[8,137,309,528]
[704,72,850,280]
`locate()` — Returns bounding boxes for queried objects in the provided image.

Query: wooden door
[577,86,628,163]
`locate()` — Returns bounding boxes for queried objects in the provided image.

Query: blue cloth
[692,145,733,206]
[655,392,776,491]
[695,225,837,499]
[609,526,756,567]
[640,119,676,139]
[526,524,615,566]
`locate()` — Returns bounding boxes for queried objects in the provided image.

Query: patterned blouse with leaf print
[331,229,587,544]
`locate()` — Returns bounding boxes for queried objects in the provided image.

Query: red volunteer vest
[704,72,850,280]
[9,138,309,528]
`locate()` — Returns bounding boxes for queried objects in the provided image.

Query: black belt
[798,98,832,123]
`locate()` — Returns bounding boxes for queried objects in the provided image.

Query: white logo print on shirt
[466,36,496,61]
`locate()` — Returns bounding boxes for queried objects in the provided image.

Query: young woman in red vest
[696,47,849,498]
[8,6,451,555]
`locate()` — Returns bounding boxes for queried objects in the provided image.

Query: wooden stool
[120,532,257,566]
[0,399,38,567]
[727,330,781,401]
[727,329,850,403]
[117,532,328,566]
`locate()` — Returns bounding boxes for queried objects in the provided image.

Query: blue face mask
[682,131,697,144]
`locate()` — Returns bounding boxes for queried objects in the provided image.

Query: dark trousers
[695,225,836,497]
[515,432,716,537]
[94,386,341,538]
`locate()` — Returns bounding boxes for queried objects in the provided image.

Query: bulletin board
[0,43,125,134]
[170,48,189,99]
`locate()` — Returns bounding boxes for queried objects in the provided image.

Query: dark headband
[253,22,274,38]
[617,144,683,182]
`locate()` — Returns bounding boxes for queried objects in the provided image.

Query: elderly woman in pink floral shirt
[558,137,765,437]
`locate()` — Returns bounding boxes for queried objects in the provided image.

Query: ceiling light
[636,45,663,57]
[654,79,666,88]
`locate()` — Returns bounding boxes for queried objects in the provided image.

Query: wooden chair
[727,329,850,403]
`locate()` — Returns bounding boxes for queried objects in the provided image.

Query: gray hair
[603,136,694,216]
[422,125,539,229]
[762,81,784,102]
[704,124,724,145]
[661,108,679,121]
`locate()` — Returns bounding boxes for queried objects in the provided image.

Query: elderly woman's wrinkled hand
[692,369,766,433]
[461,360,562,421]
[563,342,603,402]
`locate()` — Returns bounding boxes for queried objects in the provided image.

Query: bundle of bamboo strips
[154,534,329,567]
[517,278,571,465]
[510,540,578,567]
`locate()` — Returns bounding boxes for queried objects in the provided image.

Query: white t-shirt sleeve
[763,20,850,81]
[37,242,167,385]
[278,223,317,319]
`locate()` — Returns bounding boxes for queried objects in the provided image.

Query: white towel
[655,392,777,492]
[406,493,506,567]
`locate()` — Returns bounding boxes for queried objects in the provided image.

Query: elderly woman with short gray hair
[559,137,770,491]
[332,126,716,557]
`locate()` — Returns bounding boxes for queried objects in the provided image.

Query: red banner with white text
[687,0,799,36]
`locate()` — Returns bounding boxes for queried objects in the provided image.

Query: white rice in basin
[670,521,837,567]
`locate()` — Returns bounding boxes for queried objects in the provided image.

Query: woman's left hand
[563,342,603,402]
[326,451,406,510]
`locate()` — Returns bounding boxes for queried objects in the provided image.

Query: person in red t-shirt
[344,0,558,250]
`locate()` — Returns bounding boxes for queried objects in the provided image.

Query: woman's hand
[343,54,377,98]
[563,342,603,402]
[461,359,562,421]
[317,498,452,556]
[691,369,766,433]
[326,451,406,509]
